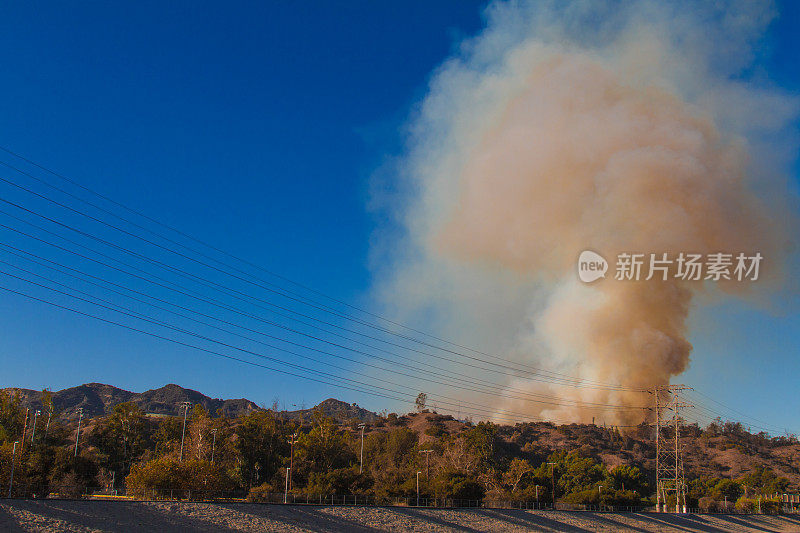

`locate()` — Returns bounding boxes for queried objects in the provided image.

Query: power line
[0,204,640,393]
[0,254,647,413]
[0,152,639,390]
[0,148,788,432]
[0,281,622,427]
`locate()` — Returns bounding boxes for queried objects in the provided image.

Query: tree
[503,457,533,494]
[415,393,427,413]
[236,410,288,488]
[92,402,151,480]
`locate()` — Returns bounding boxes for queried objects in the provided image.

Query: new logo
[578,250,608,283]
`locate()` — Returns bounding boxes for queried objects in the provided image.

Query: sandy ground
[1,500,799,532]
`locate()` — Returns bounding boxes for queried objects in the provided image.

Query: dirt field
[2,500,800,532]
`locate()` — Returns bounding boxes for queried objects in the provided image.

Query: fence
[2,486,798,515]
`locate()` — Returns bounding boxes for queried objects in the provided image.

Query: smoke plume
[371,0,798,424]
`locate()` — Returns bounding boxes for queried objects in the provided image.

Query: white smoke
[369,0,798,424]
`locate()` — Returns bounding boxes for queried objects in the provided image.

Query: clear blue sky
[0,1,797,431]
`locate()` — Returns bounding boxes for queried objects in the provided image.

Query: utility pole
[358,423,366,474]
[547,462,557,509]
[419,449,434,479]
[179,401,191,462]
[287,432,299,490]
[416,471,422,507]
[74,408,84,457]
[210,428,218,463]
[7,441,18,498]
[31,410,40,445]
[651,385,692,513]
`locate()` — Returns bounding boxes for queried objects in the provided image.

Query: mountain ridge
[1,382,379,423]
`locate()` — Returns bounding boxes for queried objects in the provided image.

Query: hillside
[402,412,800,489]
[2,383,797,491]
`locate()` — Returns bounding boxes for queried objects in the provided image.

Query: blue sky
[0,1,797,432]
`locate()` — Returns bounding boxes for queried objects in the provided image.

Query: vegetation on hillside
[0,389,796,512]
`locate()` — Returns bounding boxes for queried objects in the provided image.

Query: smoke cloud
[371,0,798,424]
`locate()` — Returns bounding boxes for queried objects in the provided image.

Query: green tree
[236,410,288,488]
[92,402,151,480]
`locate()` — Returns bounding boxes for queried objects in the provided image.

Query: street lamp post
[74,408,84,457]
[284,467,290,504]
[8,441,18,498]
[179,402,191,462]
[287,432,298,490]
[416,471,422,507]
[210,428,218,463]
[358,423,366,474]
[44,407,52,442]
[21,409,29,448]
[598,485,603,510]
[419,449,433,479]
[31,410,40,445]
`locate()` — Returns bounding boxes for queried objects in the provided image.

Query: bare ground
[1,500,800,532]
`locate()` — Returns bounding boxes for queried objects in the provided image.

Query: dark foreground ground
[2,500,799,532]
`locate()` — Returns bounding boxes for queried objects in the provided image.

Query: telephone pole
[179,401,191,462]
[74,407,84,457]
[651,385,693,513]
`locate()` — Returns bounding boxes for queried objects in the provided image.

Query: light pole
[179,401,191,462]
[287,432,298,490]
[416,471,422,507]
[74,408,84,457]
[598,485,603,510]
[210,429,218,463]
[358,423,366,474]
[284,467,290,504]
[44,407,52,442]
[8,441,18,498]
[419,449,433,479]
[21,408,29,448]
[31,410,41,444]
[547,462,557,509]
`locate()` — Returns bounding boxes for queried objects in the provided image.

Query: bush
[247,482,278,502]
[698,496,720,513]
[735,496,757,513]
[126,456,237,499]
[435,472,485,501]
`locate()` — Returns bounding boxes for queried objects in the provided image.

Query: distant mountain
[2,383,260,420]
[0,383,379,423]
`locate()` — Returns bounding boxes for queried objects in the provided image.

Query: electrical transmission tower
[651,385,693,513]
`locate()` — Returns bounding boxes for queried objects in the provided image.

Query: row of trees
[0,390,794,511]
